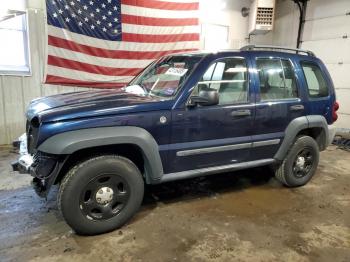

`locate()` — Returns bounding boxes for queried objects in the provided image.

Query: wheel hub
[295,156,305,170]
[95,187,114,205]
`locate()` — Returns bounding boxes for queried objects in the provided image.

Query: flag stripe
[122,0,198,10]
[48,46,152,68]
[122,24,199,35]
[48,35,197,60]
[121,4,199,19]
[143,80,180,87]
[48,55,142,76]
[48,26,199,51]
[47,65,135,82]
[122,32,199,43]
[46,75,127,88]
[154,0,198,3]
[122,14,198,26]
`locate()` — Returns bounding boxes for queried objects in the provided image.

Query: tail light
[332,101,339,122]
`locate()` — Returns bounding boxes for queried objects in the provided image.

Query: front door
[165,57,255,174]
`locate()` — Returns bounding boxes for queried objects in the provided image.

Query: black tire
[58,155,144,235]
[275,136,319,187]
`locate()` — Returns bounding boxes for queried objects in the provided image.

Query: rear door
[166,56,255,174]
[250,55,305,160]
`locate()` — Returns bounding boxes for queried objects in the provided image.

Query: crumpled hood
[26,89,171,123]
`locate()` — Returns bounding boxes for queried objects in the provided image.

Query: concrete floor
[0,146,349,262]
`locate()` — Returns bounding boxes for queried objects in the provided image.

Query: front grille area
[26,120,39,154]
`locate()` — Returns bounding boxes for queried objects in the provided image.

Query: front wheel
[58,155,144,235]
[275,136,320,187]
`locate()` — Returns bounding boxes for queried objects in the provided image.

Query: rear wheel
[58,155,144,235]
[275,136,319,187]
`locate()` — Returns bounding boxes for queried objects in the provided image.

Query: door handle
[290,105,304,111]
[231,109,251,117]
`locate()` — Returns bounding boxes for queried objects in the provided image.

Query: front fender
[38,126,164,182]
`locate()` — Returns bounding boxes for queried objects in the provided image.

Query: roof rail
[240,45,315,57]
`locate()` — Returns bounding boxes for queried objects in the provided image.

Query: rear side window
[301,61,329,98]
[256,58,298,101]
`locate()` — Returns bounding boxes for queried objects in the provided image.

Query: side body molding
[38,126,164,182]
[274,115,329,161]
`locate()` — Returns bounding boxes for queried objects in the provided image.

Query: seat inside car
[218,66,247,104]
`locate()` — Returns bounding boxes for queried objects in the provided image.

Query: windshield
[128,54,203,98]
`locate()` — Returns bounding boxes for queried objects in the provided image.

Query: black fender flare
[38,126,164,182]
[274,115,329,161]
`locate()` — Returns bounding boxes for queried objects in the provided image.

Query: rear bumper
[328,125,337,146]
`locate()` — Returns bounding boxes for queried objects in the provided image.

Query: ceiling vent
[248,0,275,35]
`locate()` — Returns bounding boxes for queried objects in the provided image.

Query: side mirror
[188,86,219,107]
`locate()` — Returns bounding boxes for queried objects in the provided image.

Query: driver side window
[193,57,249,105]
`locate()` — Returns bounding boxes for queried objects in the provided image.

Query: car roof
[173,46,319,61]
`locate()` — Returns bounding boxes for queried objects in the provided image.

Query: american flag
[45,0,200,88]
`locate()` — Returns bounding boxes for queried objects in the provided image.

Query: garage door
[301,0,350,128]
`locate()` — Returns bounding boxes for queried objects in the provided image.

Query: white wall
[0,0,87,145]
[251,0,350,129]
[302,0,350,129]
[199,0,250,49]
[0,0,251,145]
[251,0,299,47]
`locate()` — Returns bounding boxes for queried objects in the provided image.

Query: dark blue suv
[12,45,339,235]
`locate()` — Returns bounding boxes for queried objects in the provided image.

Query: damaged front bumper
[11,154,34,174]
[11,133,65,197]
[11,133,34,174]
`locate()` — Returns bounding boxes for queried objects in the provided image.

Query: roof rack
[240,45,315,57]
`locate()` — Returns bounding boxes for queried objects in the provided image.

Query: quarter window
[194,58,248,105]
[256,58,298,101]
[301,61,329,98]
